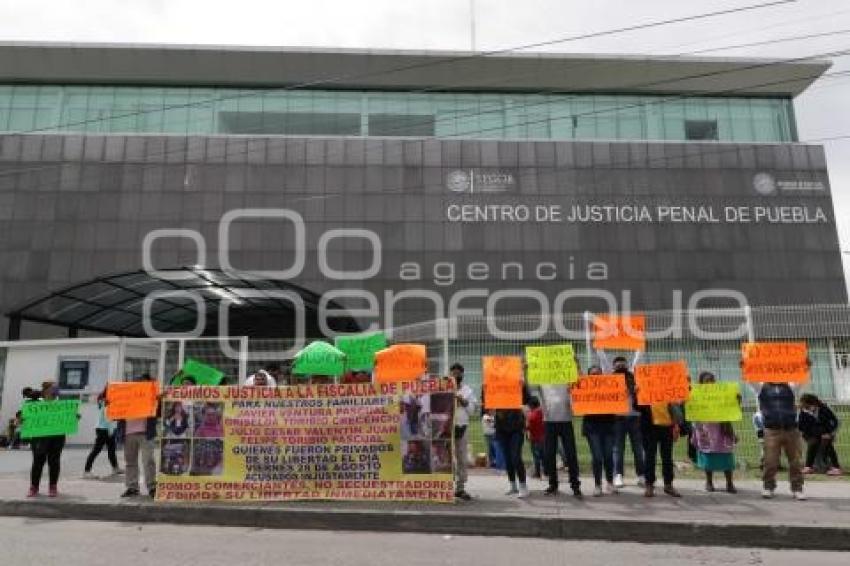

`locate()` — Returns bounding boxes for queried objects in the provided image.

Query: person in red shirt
[526,397,545,479]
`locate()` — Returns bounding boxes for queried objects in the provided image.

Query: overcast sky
[0,0,848,293]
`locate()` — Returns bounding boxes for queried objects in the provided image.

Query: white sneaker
[82,471,95,480]
[505,486,519,496]
[761,488,775,499]
[636,476,646,488]
[793,490,808,501]
[613,474,625,489]
[604,482,616,494]
[593,486,604,497]
[111,468,125,476]
[518,483,530,498]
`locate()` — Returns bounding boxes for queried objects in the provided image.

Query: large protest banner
[525,344,578,385]
[21,400,79,438]
[635,361,690,405]
[686,383,742,422]
[106,381,159,420]
[157,379,455,503]
[742,342,810,383]
[592,314,646,351]
[571,375,630,415]
[336,332,387,371]
[482,356,523,409]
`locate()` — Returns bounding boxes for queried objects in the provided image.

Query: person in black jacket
[485,383,532,498]
[799,394,842,476]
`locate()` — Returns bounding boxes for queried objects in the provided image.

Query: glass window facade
[0,85,796,142]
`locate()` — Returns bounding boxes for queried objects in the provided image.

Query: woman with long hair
[692,372,738,493]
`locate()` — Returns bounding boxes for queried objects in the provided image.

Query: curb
[2,500,850,551]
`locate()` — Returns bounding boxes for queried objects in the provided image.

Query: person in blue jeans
[581,365,618,496]
[482,412,504,470]
[490,384,532,498]
[601,352,646,488]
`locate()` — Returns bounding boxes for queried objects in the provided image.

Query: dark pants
[584,421,616,486]
[805,437,841,470]
[530,441,544,477]
[85,428,119,472]
[614,416,645,477]
[30,435,65,489]
[496,430,526,484]
[544,422,580,490]
[642,425,674,487]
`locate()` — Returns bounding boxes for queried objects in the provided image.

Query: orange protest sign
[635,361,690,405]
[373,344,428,383]
[592,314,646,351]
[742,341,809,383]
[105,381,159,420]
[482,356,522,409]
[570,375,630,416]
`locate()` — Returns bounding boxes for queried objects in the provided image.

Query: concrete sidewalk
[1,448,849,550]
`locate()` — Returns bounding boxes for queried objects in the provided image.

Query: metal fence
[3,304,849,470]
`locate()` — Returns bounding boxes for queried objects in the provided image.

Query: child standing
[526,397,545,479]
[692,372,738,493]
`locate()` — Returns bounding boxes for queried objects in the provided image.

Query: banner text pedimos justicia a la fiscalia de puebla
[157,379,455,503]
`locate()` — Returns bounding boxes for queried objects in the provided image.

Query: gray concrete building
[0,42,845,339]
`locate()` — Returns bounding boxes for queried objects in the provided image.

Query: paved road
[0,517,847,566]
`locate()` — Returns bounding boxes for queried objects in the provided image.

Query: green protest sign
[525,344,578,385]
[21,400,79,438]
[335,332,387,371]
[292,341,346,376]
[182,359,225,385]
[685,382,742,422]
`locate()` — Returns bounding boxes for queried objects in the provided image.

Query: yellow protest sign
[525,344,578,385]
[685,382,742,422]
[742,341,809,384]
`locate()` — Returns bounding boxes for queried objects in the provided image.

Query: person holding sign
[26,381,73,498]
[743,349,811,501]
[578,365,621,497]
[119,374,160,499]
[83,388,122,478]
[691,372,738,494]
[537,362,583,499]
[449,363,478,502]
[598,351,646,490]
[483,356,532,498]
